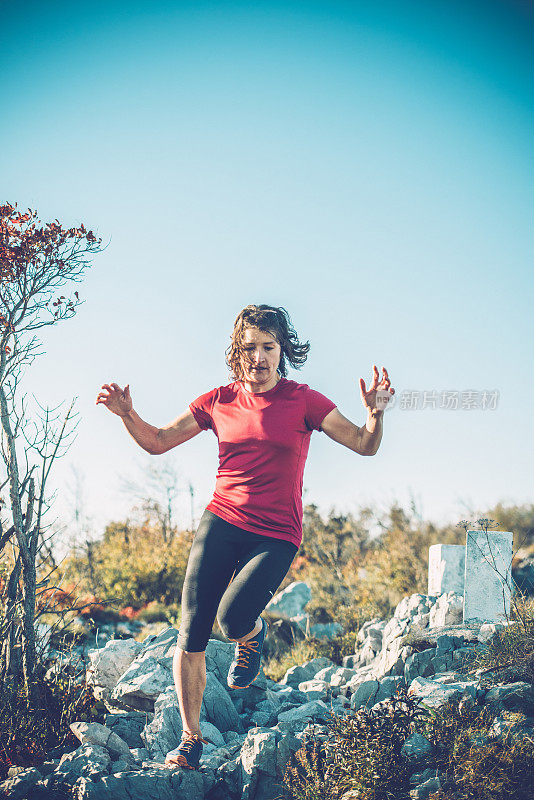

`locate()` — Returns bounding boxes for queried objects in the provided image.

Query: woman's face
[240,326,282,386]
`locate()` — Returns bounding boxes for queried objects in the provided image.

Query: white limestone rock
[70,722,131,758]
[428,544,465,595]
[0,768,42,800]
[408,676,478,709]
[111,656,173,711]
[56,743,112,784]
[265,581,312,618]
[428,592,463,628]
[279,656,335,687]
[87,638,143,701]
[464,530,513,623]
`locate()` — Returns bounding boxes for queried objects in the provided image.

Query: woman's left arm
[320,365,395,456]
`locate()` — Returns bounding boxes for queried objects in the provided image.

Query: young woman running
[96,304,394,770]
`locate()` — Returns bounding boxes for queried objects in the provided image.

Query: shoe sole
[165,755,199,769]
[227,663,262,690]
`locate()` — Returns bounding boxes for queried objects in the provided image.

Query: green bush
[56,519,193,611]
[136,600,178,624]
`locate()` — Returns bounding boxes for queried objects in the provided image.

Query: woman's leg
[172,511,242,743]
[172,649,206,738]
[217,536,298,643]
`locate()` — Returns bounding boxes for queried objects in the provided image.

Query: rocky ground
[2,585,533,800]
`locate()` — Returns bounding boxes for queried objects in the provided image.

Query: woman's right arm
[96,382,202,454]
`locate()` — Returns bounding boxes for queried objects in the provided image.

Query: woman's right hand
[96,383,133,417]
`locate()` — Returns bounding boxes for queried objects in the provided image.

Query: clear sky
[1,0,533,544]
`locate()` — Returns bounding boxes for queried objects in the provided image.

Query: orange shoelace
[180,733,208,753]
[235,637,261,668]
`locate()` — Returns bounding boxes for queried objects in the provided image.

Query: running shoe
[227,617,268,689]
[165,731,208,770]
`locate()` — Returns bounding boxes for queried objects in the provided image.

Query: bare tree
[119,457,196,540]
[0,202,102,700]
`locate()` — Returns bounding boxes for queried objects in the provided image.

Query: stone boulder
[408,675,479,709]
[87,638,143,702]
[0,767,42,800]
[104,710,148,748]
[428,592,463,628]
[279,657,335,688]
[70,722,131,759]
[71,766,204,800]
[53,743,112,786]
[265,581,311,619]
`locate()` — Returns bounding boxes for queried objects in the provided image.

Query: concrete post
[428,544,465,595]
[463,530,513,623]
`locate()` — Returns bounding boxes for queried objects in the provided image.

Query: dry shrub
[467,596,534,684]
[0,644,105,780]
[279,687,424,800]
[423,698,534,800]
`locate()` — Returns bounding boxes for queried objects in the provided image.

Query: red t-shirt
[189,377,337,549]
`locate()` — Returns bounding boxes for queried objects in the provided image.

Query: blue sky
[1,0,533,544]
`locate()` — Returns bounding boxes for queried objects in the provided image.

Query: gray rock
[111,655,174,711]
[109,757,141,774]
[349,679,379,710]
[55,743,112,784]
[249,710,273,727]
[410,776,442,799]
[314,665,357,686]
[373,636,412,679]
[405,623,482,647]
[298,678,334,701]
[275,732,302,782]
[205,637,236,685]
[202,671,244,732]
[70,721,131,757]
[268,685,308,705]
[265,581,311,618]
[401,732,434,760]
[0,767,42,800]
[87,638,143,701]
[129,747,150,762]
[72,766,204,799]
[485,682,534,716]
[375,676,405,703]
[357,618,386,644]
[408,676,478,709]
[141,685,184,759]
[238,728,278,799]
[394,594,434,621]
[277,699,331,727]
[104,710,147,748]
[137,625,179,670]
[409,767,439,786]
[35,760,59,777]
[280,657,334,687]
[428,592,463,628]
[489,714,534,743]
[404,649,436,683]
[309,621,343,639]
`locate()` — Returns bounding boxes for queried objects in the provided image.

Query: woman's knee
[177,620,211,653]
[217,604,252,640]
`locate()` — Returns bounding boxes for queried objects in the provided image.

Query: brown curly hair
[226,304,311,381]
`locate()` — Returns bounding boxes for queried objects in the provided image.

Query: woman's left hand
[360,366,395,415]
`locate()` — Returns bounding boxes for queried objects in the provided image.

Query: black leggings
[177,509,299,652]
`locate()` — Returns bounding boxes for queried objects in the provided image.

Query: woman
[96,304,394,770]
